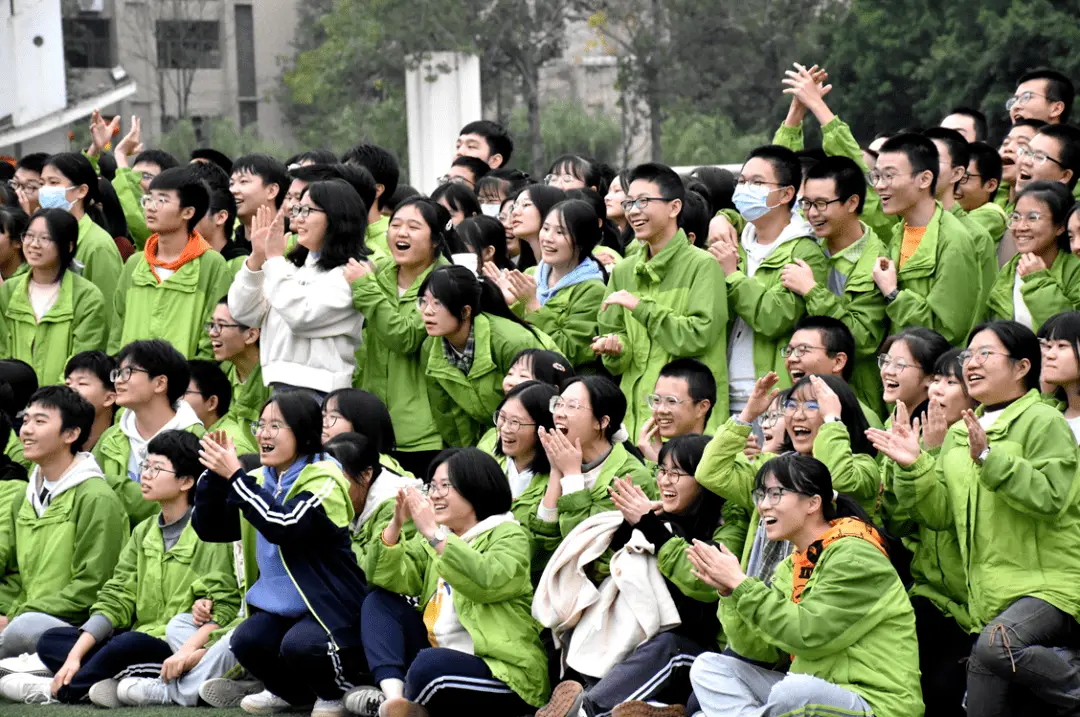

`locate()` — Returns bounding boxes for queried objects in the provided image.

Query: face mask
[451,252,479,276]
[480,203,501,218]
[38,186,74,211]
[733,184,781,222]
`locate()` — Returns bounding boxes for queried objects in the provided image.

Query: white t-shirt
[1013,269,1033,329]
[506,459,534,500]
[155,266,177,282]
[28,279,60,320]
[1067,415,1080,444]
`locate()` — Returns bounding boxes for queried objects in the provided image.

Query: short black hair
[65,351,115,390]
[451,155,491,184]
[878,133,940,196]
[290,163,378,216]
[262,390,324,458]
[430,181,481,220]
[1012,118,1049,132]
[627,162,686,207]
[923,127,971,187]
[459,121,514,166]
[187,159,231,194]
[969,320,1042,392]
[324,388,396,454]
[191,148,233,175]
[658,358,717,423]
[508,349,574,387]
[493,381,558,475]
[746,145,802,208]
[793,315,857,381]
[1018,69,1076,123]
[232,154,290,208]
[16,152,49,174]
[292,149,338,166]
[133,149,179,172]
[146,430,203,502]
[341,144,399,210]
[25,385,94,454]
[428,447,511,521]
[207,188,237,242]
[678,189,710,248]
[795,147,828,181]
[0,360,38,419]
[946,106,988,142]
[967,141,1003,199]
[116,339,190,406]
[1036,124,1080,190]
[324,432,379,484]
[384,184,420,214]
[804,156,867,214]
[187,359,232,418]
[690,166,736,215]
[149,167,211,232]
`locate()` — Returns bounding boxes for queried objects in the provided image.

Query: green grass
[1,707,249,716]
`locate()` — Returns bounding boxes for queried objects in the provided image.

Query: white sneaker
[0,673,57,704]
[88,678,121,708]
[117,677,170,706]
[313,697,347,717]
[199,678,264,708]
[0,653,52,678]
[343,686,385,716]
[240,688,293,714]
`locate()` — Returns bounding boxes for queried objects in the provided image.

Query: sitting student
[870,133,981,346]
[501,348,575,395]
[63,351,117,453]
[687,453,922,717]
[229,153,289,251]
[186,360,258,456]
[207,296,268,437]
[1040,311,1080,441]
[538,435,748,717]
[109,167,232,359]
[341,144,400,262]
[0,406,27,623]
[94,340,204,525]
[595,162,729,436]
[638,358,716,463]
[0,387,125,665]
[321,387,410,476]
[0,209,108,385]
[353,448,548,716]
[455,120,513,170]
[987,182,1080,330]
[8,431,241,707]
[194,391,368,716]
[956,142,1008,245]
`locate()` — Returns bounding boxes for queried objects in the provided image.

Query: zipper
[279,549,340,652]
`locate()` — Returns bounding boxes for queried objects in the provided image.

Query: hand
[601,289,641,312]
[263,205,288,259]
[595,251,618,266]
[963,409,989,462]
[87,108,119,156]
[637,417,662,464]
[872,257,898,296]
[780,258,817,296]
[782,62,833,110]
[343,257,375,284]
[743,433,761,458]
[590,333,624,357]
[809,375,842,420]
[199,433,241,478]
[247,204,273,267]
[192,599,214,626]
[739,372,781,424]
[706,214,738,248]
[609,476,661,525]
[865,401,922,467]
[538,426,583,477]
[1017,253,1048,277]
[782,64,830,124]
[115,116,143,161]
[405,487,438,539]
[52,657,81,695]
[391,488,411,530]
[14,185,32,215]
[481,262,516,306]
[923,399,949,450]
[686,540,747,596]
[708,239,740,276]
[506,270,539,312]
[161,649,194,683]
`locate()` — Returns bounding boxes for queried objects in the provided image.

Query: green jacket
[966,202,1008,246]
[895,390,1080,628]
[76,215,123,332]
[887,205,981,347]
[597,231,729,437]
[112,168,151,249]
[225,362,271,438]
[525,278,606,367]
[4,432,30,472]
[92,513,240,639]
[366,216,390,265]
[804,224,890,418]
[0,479,26,612]
[0,465,127,622]
[950,204,999,324]
[721,536,923,717]
[421,314,546,447]
[109,250,232,359]
[364,518,551,708]
[0,271,108,386]
[352,260,447,453]
[986,250,1080,331]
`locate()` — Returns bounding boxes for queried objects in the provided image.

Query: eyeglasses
[10,181,40,193]
[1006,91,1048,112]
[959,348,1013,366]
[752,486,792,506]
[494,411,536,433]
[437,174,474,188]
[20,232,52,247]
[620,196,673,213]
[877,354,915,372]
[1008,211,1046,226]
[868,170,917,187]
[290,204,326,219]
[428,481,453,499]
[796,198,844,213]
[139,195,175,210]
[545,173,577,186]
[760,409,784,430]
[205,321,243,335]
[780,344,827,359]
[1017,146,1064,168]
[549,397,586,413]
[645,394,690,409]
[110,366,150,383]
[959,173,983,186]
[416,296,444,312]
[783,399,820,415]
[139,461,177,478]
[251,421,286,437]
[657,466,692,483]
[323,413,341,428]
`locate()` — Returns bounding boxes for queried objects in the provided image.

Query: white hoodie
[353,468,424,529]
[120,400,204,480]
[27,452,106,518]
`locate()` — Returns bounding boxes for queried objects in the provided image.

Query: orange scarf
[145,232,211,282]
[790,517,888,605]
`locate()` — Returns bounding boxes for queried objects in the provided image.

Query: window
[234,5,257,127]
[63,18,112,69]
[155,20,221,69]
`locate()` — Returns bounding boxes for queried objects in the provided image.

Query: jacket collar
[963,389,1043,439]
[634,230,689,284]
[131,253,202,291]
[890,202,945,276]
[4,271,76,323]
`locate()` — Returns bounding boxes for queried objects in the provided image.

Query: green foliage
[156,118,298,161]
[661,111,770,166]
[509,100,622,169]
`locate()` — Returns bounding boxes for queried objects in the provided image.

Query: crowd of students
[1,62,1080,717]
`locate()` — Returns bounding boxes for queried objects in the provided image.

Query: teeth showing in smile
[792,427,811,436]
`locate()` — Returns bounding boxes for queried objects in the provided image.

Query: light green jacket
[76,215,123,332]
[525,278,606,367]
[986,250,1080,331]
[225,362,271,438]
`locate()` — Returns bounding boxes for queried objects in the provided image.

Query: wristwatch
[823,416,843,424]
[976,447,991,466]
[884,289,900,303]
[427,525,450,547]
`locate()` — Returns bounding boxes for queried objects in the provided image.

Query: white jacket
[228,254,364,392]
[532,511,681,679]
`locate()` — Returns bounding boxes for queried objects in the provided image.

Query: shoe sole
[379,698,429,717]
[0,668,51,679]
[89,679,121,709]
[612,702,687,717]
[199,679,264,709]
[535,681,584,717]
[343,687,385,717]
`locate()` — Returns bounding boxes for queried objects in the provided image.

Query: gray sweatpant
[689,652,874,717]
[0,612,70,658]
[162,613,245,707]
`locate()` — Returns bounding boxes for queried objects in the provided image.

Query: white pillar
[0,0,67,127]
[406,52,481,195]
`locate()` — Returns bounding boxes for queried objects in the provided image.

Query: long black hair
[969,319,1042,393]
[324,432,380,487]
[565,187,623,256]
[431,182,481,221]
[260,390,324,460]
[656,434,725,541]
[43,153,109,232]
[782,374,877,458]
[27,208,79,284]
[96,176,131,242]
[324,388,396,454]
[455,215,511,270]
[493,381,558,475]
[418,264,540,338]
[753,453,882,534]
[289,179,369,271]
[544,199,608,280]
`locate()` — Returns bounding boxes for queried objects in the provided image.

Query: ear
[667,198,682,220]
[489,154,503,169]
[1062,169,1074,187]
[598,414,611,435]
[266,183,280,201]
[152,374,169,396]
[1050,101,1066,122]
[986,178,1000,196]
[180,205,197,223]
[1014,357,1032,382]
[844,194,860,214]
[206,394,219,415]
[213,209,229,229]
[61,425,82,448]
[833,351,850,373]
[244,327,260,347]
[102,390,117,409]
[482,245,495,263]
[917,170,935,192]
[950,165,966,185]
[179,475,196,497]
[687,231,697,244]
[694,399,712,421]
[461,305,473,323]
[375,183,385,200]
[72,183,90,202]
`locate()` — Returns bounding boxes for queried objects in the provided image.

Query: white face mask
[480,203,501,218]
[451,252,479,276]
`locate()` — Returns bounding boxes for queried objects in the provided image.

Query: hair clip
[445,220,454,232]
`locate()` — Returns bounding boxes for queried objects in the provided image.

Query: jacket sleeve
[227,263,270,330]
[802,281,887,360]
[71,283,109,377]
[526,281,605,366]
[351,274,427,355]
[363,531,429,598]
[595,274,633,376]
[821,117,897,239]
[107,258,135,355]
[652,507,745,604]
[225,470,349,544]
[811,422,881,508]
[262,259,359,337]
[436,526,532,604]
[189,542,243,629]
[886,234,981,347]
[695,419,759,510]
[726,242,827,340]
[772,122,805,152]
[112,168,150,249]
[893,450,955,531]
[88,527,142,629]
[80,235,123,319]
[629,260,726,356]
[192,471,243,543]
[985,263,1015,322]
[1020,268,1080,329]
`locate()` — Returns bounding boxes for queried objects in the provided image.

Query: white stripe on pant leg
[413,675,515,705]
[326,642,353,692]
[620,654,699,705]
[113,663,166,680]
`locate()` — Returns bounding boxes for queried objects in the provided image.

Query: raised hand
[590,333,624,357]
[343,257,374,284]
[87,108,120,156]
[538,425,583,478]
[866,401,922,467]
[809,375,842,420]
[638,417,663,463]
[739,372,781,425]
[609,476,661,525]
[115,116,143,167]
[923,398,949,450]
[198,433,241,478]
[962,409,989,462]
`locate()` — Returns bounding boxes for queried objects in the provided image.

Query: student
[1039,311,1080,441]
[1071,202,1080,258]
[455,214,512,272]
[205,297,267,438]
[987,182,1080,330]
[875,320,1080,716]
[430,181,480,226]
[638,358,716,463]
[956,141,1008,245]
[381,184,420,218]
[713,147,826,419]
[191,148,234,176]
[1008,68,1075,124]
[321,387,409,477]
[94,340,204,525]
[0,408,27,621]
[0,360,37,472]
[940,105,987,143]
[501,348,575,394]
[13,153,49,215]
[188,161,248,274]
[476,168,530,218]
[418,264,547,447]
[186,360,258,455]
[342,143,400,262]
[877,327,952,422]
[1016,124,1080,195]
[0,209,108,385]
[687,453,922,717]
[998,119,1047,214]
[596,163,728,437]
[109,167,231,359]
[229,153,289,251]
[354,448,548,716]
[0,205,28,281]
[63,352,116,454]
[443,155,489,190]
[194,391,368,716]
[12,431,240,707]
[870,133,981,346]
[455,120,514,170]
[38,153,123,324]
[0,387,125,664]
[510,184,566,268]
[229,179,368,395]
[545,154,603,192]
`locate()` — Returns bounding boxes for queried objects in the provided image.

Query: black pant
[911,595,973,717]
[582,632,706,717]
[390,450,442,482]
[37,627,173,703]
[230,610,364,705]
[360,588,531,715]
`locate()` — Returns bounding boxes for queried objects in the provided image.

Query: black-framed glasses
[205,321,243,335]
[290,204,326,219]
[1017,146,1065,168]
[657,466,692,483]
[959,172,983,186]
[780,344,827,359]
[493,411,536,433]
[620,196,673,213]
[796,197,844,213]
[736,178,786,188]
[428,481,453,499]
[110,366,150,383]
[868,170,918,187]
[139,461,177,478]
[323,413,341,428]
[752,486,792,506]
